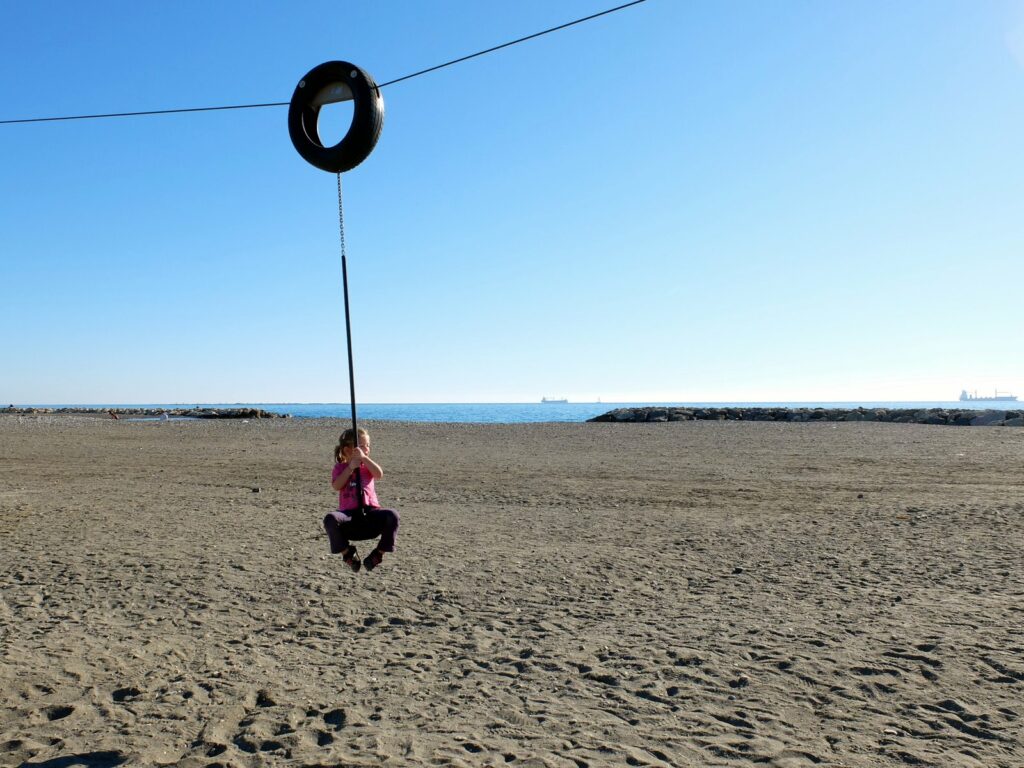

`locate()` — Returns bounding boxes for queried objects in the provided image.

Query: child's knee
[384,508,400,529]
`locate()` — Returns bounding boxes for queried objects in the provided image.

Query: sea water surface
[246,400,1020,422]
[28,401,1020,423]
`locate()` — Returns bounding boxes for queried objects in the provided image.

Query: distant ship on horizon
[960,389,1018,402]
[541,396,568,404]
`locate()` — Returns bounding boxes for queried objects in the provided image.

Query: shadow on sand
[19,752,127,768]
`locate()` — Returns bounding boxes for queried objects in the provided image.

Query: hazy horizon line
[8,398,1019,407]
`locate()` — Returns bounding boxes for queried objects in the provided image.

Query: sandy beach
[1,414,1022,767]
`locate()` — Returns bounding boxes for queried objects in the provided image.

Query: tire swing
[288,61,384,173]
[289,61,384,517]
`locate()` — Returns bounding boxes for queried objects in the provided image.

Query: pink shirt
[332,462,380,512]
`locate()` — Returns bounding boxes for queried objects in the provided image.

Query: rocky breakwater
[2,406,288,419]
[588,406,1024,427]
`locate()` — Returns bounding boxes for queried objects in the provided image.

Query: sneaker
[342,546,361,573]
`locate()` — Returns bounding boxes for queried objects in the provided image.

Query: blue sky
[2,0,1022,404]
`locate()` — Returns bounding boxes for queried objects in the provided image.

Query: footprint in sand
[322,707,346,730]
[111,686,142,703]
[42,704,74,722]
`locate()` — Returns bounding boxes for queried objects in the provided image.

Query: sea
[23,401,1020,424]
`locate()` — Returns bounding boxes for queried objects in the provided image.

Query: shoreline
[6,404,1023,427]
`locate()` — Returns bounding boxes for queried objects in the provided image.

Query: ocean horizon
[12,400,1020,424]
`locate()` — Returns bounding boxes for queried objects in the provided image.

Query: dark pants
[323,507,400,554]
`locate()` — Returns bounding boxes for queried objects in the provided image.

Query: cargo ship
[541,397,568,404]
[959,389,1018,402]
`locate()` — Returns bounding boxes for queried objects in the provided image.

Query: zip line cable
[0,0,646,126]
[375,0,645,88]
[0,101,289,125]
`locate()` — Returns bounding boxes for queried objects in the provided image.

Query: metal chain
[336,172,347,261]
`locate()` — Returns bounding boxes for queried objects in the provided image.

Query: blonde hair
[333,427,369,463]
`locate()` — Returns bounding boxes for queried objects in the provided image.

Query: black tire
[288,61,384,174]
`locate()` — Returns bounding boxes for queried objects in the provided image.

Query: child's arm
[331,462,354,491]
[353,448,384,480]
[330,449,383,491]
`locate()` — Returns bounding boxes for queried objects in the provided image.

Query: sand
[1,414,1022,767]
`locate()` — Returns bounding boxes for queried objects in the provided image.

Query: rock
[585,407,1022,427]
[1,406,288,419]
[970,411,1007,427]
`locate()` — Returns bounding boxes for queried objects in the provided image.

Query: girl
[323,427,400,572]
